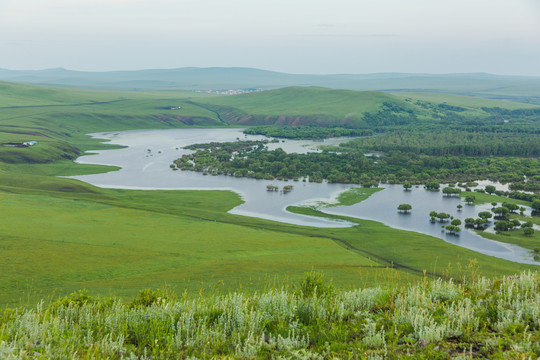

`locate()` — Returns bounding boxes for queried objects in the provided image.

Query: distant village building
[155,106,182,110]
[195,88,264,95]
[1,141,37,147]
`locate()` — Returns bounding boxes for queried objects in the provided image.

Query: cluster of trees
[174,101,540,188]
[428,210,462,234]
[490,202,525,220]
[481,106,540,121]
[445,221,462,235]
[442,187,462,197]
[492,219,534,236]
[362,102,418,127]
[425,182,440,191]
[460,205,536,237]
[464,211,493,230]
[509,182,540,192]
[184,100,540,186]
[429,211,451,222]
[243,126,373,140]
[465,217,489,230]
[428,203,536,237]
[534,200,540,212]
[508,192,540,204]
[173,140,540,186]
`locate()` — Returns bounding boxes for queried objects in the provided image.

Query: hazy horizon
[1,0,539,76]
[1,66,540,79]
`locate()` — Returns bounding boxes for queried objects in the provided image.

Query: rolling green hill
[194,86,539,127]
[0,81,223,165]
[199,87,398,123]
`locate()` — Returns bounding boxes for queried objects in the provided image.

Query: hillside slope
[0,81,222,164]
[194,87,403,127]
[194,86,540,128]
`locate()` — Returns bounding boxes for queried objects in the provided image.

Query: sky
[1,0,539,75]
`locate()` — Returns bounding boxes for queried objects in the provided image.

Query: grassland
[193,87,423,127]
[0,187,381,306]
[0,82,224,165]
[328,187,384,207]
[459,191,532,207]
[0,81,538,307]
[201,87,395,116]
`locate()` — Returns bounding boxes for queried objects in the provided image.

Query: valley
[0,81,538,307]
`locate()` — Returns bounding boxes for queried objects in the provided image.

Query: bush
[52,289,96,309]
[295,271,335,299]
[130,288,176,308]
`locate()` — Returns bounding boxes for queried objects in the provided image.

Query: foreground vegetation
[1,271,538,359]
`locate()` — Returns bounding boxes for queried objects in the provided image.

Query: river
[71,128,538,264]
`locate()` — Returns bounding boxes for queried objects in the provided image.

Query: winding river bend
[71,128,538,265]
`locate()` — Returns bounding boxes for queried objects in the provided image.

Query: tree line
[243,126,374,140]
[339,129,539,157]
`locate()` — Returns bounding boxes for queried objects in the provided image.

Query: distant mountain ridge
[1,67,539,104]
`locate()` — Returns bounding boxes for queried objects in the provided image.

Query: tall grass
[1,271,538,359]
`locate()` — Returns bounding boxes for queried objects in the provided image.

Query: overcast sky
[1,0,539,75]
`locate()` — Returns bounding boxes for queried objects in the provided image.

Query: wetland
[72,128,539,264]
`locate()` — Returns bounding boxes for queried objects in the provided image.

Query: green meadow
[0,81,538,306]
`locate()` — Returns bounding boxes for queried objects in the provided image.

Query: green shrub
[129,288,177,308]
[295,271,335,299]
[51,289,95,309]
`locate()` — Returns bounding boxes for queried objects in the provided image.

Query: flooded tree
[397,204,412,213]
